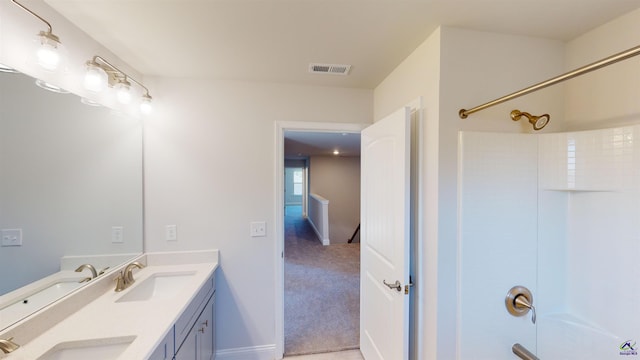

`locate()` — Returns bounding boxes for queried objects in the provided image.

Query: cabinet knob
[202,320,208,327]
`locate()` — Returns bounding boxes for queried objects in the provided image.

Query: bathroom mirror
[0,70,143,330]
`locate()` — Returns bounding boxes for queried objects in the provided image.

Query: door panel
[360,107,411,360]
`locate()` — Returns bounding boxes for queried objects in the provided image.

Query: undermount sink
[37,336,136,360]
[116,272,195,303]
[0,279,85,327]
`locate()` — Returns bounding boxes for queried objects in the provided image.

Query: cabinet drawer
[175,272,215,351]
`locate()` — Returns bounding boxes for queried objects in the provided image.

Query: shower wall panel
[458,132,538,359]
[537,126,640,359]
[458,126,640,359]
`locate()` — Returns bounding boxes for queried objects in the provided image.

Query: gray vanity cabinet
[196,294,215,359]
[175,294,215,360]
[149,328,175,360]
[149,270,216,360]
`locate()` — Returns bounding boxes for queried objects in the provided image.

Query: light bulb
[84,61,108,92]
[140,94,153,115]
[36,32,62,71]
[115,79,132,104]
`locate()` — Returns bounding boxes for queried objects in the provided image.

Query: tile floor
[285,349,363,360]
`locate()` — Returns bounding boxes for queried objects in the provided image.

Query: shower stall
[457,125,640,359]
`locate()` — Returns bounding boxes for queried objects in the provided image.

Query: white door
[360,106,411,360]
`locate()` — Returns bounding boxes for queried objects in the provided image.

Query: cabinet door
[197,295,215,360]
[149,327,174,360]
[175,328,197,360]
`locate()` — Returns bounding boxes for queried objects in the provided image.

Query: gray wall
[309,156,360,244]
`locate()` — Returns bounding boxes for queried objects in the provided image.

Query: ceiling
[45,0,640,89]
[42,0,640,154]
[284,131,361,158]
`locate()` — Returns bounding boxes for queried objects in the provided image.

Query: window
[293,169,303,195]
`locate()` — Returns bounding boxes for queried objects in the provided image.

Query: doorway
[275,122,367,358]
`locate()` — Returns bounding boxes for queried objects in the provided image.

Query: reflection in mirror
[0,70,143,330]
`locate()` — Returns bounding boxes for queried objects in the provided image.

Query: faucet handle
[0,337,20,354]
[114,271,127,292]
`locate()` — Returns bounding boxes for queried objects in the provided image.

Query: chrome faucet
[115,261,145,292]
[75,264,98,279]
[0,337,20,354]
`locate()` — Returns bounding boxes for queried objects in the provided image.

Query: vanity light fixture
[140,93,153,114]
[83,59,108,92]
[83,55,153,113]
[35,78,69,94]
[11,0,64,71]
[114,78,132,104]
[80,97,102,107]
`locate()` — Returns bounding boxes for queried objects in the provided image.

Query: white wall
[309,156,361,244]
[565,8,640,129]
[143,76,372,354]
[374,26,565,359]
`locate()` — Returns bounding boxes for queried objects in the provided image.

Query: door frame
[274,121,368,358]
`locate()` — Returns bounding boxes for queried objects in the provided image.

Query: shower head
[510,110,550,131]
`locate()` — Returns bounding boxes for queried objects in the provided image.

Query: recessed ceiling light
[333,150,340,155]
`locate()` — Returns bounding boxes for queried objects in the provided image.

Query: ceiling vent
[309,63,351,75]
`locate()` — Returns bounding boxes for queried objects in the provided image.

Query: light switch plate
[111,226,124,243]
[250,221,266,237]
[166,225,177,241]
[2,229,22,247]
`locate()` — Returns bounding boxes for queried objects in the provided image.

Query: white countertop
[2,250,218,359]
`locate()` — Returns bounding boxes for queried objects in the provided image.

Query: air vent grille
[309,63,351,75]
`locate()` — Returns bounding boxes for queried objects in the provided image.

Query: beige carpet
[284,206,360,356]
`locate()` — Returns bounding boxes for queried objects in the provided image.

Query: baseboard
[216,344,277,360]
[306,218,330,245]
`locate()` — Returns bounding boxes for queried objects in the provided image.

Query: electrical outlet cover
[1,229,22,247]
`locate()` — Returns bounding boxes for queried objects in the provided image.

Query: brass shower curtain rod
[459,44,640,119]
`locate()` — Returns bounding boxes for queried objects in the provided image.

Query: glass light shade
[115,80,132,104]
[36,33,62,71]
[81,97,101,107]
[140,95,153,115]
[35,79,69,94]
[84,62,108,92]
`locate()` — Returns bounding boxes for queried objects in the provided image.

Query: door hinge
[405,276,414,295]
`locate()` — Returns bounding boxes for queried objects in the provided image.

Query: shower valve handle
[505,285,536,324]
[514,295,536,324]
